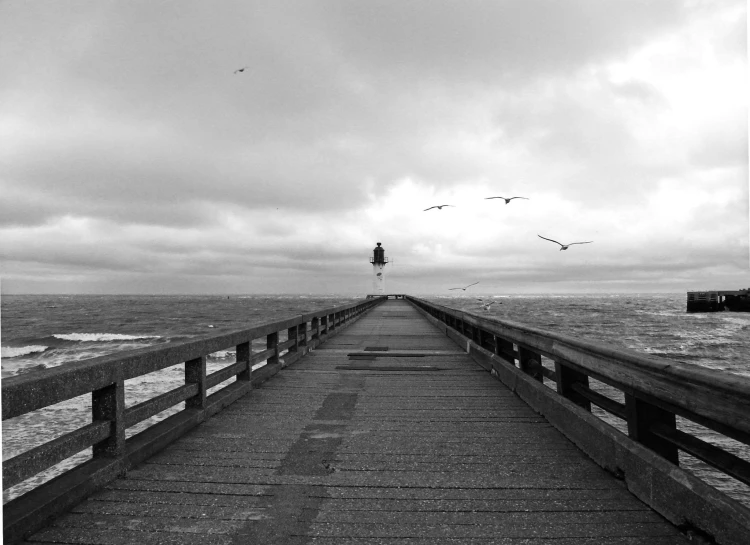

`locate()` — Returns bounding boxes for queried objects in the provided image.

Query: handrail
[2,296,385,542]
[405,295,750,487]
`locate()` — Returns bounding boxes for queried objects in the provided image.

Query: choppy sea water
[2,293,749,506]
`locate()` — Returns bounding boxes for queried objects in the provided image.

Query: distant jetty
[687,288,750,312]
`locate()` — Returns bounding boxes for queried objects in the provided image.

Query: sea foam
[1,345,48,358]
[53,333,162,342]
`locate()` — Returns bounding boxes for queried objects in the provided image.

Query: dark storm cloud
[0,0,689,224]
[315,0,685,84]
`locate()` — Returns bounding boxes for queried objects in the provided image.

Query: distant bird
[424,205,455,211]
[485,196,529,204]
[481,301,495,311]
[234,67,249,74]
[449,282,479,291]
[537,235,593,251]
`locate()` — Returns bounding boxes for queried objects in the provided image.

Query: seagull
[485,196,529,204]
[424,205,455,211]
[449,282,479,291]
[537,235,593,251]
[481,301,495,311]
[234,67,249,74]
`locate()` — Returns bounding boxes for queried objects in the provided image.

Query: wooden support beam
[626,394,679,464]
[555,360,592,411]
[518,346,543,382]
[184,356,207,410]
[92,379,125,458]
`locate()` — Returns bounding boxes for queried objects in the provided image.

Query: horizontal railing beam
[2,421,110,489]
[650,423,750,487]
[206,360,248,390]
[123,384,199,429]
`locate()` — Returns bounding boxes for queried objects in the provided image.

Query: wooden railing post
[518,347,543,382]
[185,356,207,409]
[555,361,591,411]
[92,380,125,458]
[236,341,251,382]
[479,329,494,352]
[626,395,679,464]
[298,323,307,348]
[312,316,320,341]
[287,325,298,355]
[267,332,279,366]
[496,337,516,365]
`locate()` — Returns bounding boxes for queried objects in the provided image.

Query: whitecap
[1,345,48,358]
[53,333,161,342]
[209,350,235,359]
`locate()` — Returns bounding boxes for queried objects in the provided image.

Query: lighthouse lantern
[369,242,388,294]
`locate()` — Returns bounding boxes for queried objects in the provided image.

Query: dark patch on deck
[233,381,362,544]
[347,355,376,361]
[347,352,427,358]
[336,365,445,371]
[313,392,359,421]
[364,346,388,351]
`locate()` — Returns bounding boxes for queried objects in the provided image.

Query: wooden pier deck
[23,300,691,544]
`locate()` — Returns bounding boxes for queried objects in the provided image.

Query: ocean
[2,293,749,506]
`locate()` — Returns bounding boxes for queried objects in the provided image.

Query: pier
[3,297,750,544]
[687,289,750,312]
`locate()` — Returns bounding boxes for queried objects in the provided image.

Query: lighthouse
[369,242,388,295]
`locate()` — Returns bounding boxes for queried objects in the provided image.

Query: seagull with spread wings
[537,235,593,251]
[485,196,529,204]
[424,205,455,211]
[449,282,479,291]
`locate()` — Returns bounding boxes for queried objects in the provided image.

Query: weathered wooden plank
[316,497,650,512]
[305,521,683,539]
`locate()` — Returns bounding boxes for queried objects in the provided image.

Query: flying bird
[480,301,495,311]
[449,282,479,291]
[424,205,455,211]
[537,235,593,251]
[485,196,529,204]
[234,67,249,74]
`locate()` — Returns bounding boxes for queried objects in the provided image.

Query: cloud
[0,0,746,294]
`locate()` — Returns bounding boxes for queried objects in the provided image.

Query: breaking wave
[52,333,162,342]
[1,345,48,358]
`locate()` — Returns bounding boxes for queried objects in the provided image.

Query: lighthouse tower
[369,242,388,295]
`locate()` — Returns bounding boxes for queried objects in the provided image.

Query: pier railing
[407,295,750,544]
[2,296,385,541]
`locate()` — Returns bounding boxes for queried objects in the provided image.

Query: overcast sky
[0,0,747,295]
